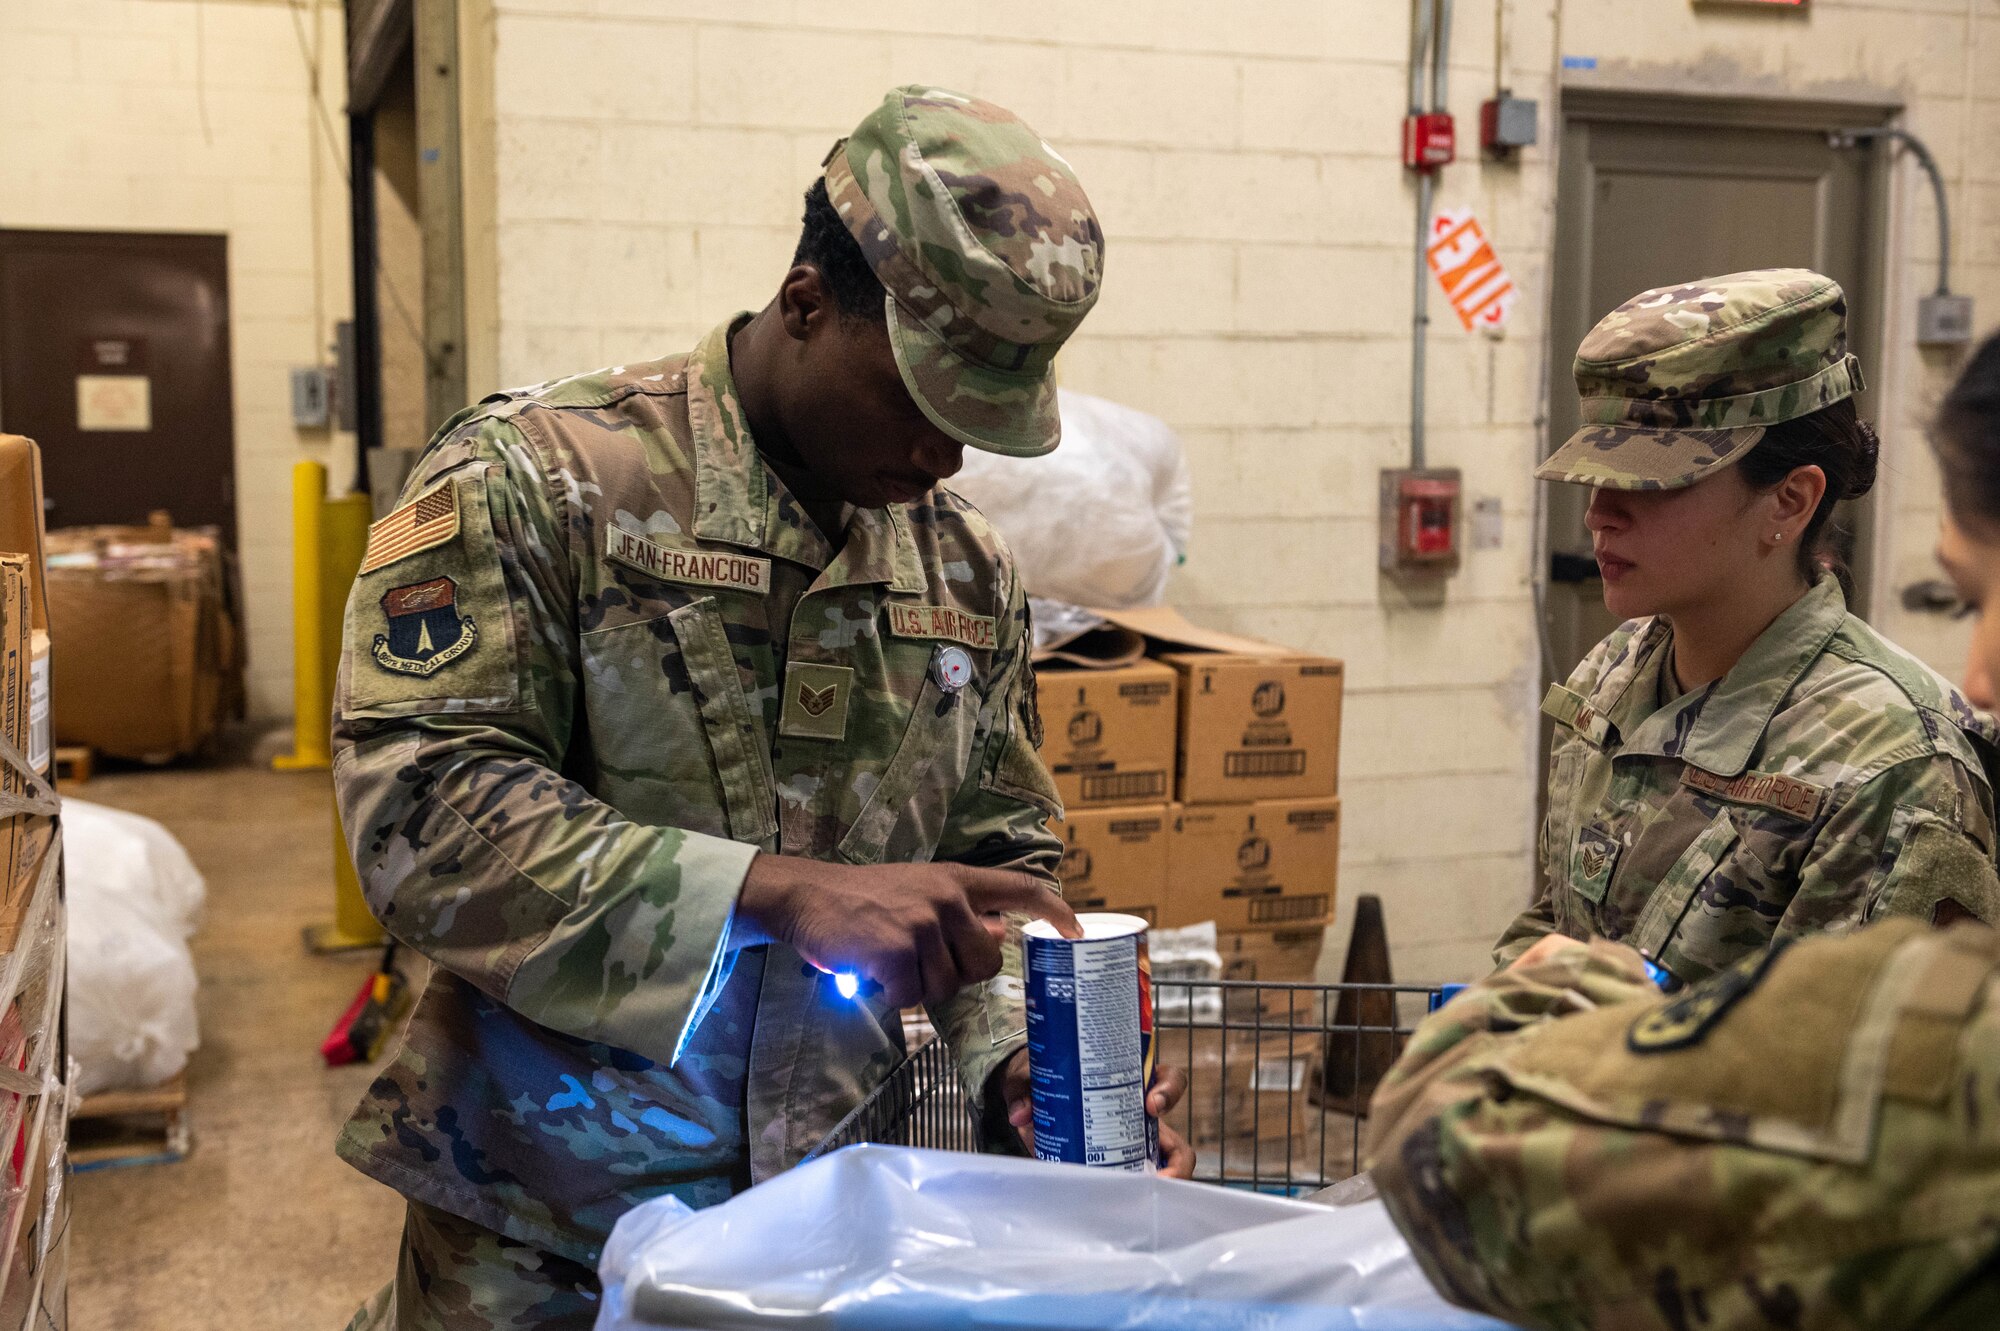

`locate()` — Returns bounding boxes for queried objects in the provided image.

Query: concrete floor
[69,737,405,1329]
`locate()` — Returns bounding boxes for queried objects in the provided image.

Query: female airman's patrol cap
[1536,268,1865,490]
[822,86,1103,458]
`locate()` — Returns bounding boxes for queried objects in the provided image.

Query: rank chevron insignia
[798,682,838,717]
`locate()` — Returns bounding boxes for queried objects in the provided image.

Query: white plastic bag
[65,799,204,1097]
[596,1146,1515,1330]
[948,389,1193,608]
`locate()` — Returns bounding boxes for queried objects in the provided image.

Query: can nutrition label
[1024,913,1154,1171]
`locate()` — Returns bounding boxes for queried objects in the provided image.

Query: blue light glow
[834,972,862,1001]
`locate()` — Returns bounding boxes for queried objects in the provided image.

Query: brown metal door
[0,230,237,542]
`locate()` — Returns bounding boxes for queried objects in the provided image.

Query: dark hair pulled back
[1933,331,2000,535]
[792,177,889,323]
[1734,396,1880,590]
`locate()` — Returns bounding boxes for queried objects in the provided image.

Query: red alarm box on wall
[1379,468,1462,573]
[1402,112,1455,171]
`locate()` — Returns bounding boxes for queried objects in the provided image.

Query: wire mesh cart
[807,976,1451,1194]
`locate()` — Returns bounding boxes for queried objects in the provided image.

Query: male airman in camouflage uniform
[332,87,1112,1327]
[1367,922,2000,1330]
[1500,270,2000,983]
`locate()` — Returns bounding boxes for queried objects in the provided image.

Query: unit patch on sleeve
[605,526,771,593]
[373,577,478,676]
[887,603,996,650]
[360,480,460,575]
[1626,937,1794,1054]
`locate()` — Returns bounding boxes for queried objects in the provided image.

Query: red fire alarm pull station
[1402,112,1455,171]
[1379,468,1462,573]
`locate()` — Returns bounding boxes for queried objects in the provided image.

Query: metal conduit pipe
[1430,0,1452,113]
[1412,176,1433,469]
[1408,0,1451,470]
[1831,126,1953,297]
[1408,0,1432,114]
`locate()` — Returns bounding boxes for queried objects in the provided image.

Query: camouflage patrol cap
[823,86,1102,458]
[1537,267,1866,490]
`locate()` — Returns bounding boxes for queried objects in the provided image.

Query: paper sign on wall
[1426,207,1517,333]
[76,375,152,432]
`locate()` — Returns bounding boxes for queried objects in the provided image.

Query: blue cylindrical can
[1022,912,1156,1171]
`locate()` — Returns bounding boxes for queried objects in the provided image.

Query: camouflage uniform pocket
[668,598,777,846]
[342,467,522,719]
[979,660,1061,820]
[1628,809,1740,960]
[837,678,966,866]
[1868,805,2000,928]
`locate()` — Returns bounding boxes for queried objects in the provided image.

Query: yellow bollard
[308,798,384,954]
[275,461,331,770]
[296,473,388,953]
[323,492,373,695]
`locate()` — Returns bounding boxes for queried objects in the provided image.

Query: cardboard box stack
[1156,1025,1353,1184]
[1037,605,1343,1172]
[0,437,67,1324]
[45,517,242,762]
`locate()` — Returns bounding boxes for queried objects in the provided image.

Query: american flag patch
[360,480,460,575]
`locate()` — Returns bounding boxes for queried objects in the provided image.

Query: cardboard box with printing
[1162,1028,1322,1145]
[1164,798,1339,931]
[1219,926,1325,983]
[1035,660,1177,809]
[1162,652,1343,805]
[0,558,50,951]
[1032,606,1341,807]
[1215,925,1328,1019]
[47,521,242,761]
[1051,804,1170,925]
[0,440,50,785]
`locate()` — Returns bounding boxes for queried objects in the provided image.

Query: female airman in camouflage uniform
[1364,331,2000,1330]
[1498,269,2000,986]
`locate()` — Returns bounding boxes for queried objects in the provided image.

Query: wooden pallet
[52,747,91,786]
[69,1073,190,1171]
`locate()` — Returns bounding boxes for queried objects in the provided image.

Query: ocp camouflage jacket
[1497,578,2000,982]
[1370,920,2000,1330]
[329,318,1061,1265]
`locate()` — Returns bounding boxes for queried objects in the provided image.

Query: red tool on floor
[321,941,410,1067]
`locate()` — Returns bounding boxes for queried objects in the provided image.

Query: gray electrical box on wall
[1480,93,1538,157]
[1918,293,1974,347]
[290,366,330,429]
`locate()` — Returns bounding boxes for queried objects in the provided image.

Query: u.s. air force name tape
[606,527,771,594]
[1681,767,1825,822]
[887,603,995,650]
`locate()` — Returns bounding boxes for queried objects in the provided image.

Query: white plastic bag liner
[65,799,204,1097]
[948,389,1193,609]
[597,1146,1515,1331]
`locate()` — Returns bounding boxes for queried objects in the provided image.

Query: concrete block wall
[0,0,353,722]
[482,0,2000,983]
[1561,0,2000,701]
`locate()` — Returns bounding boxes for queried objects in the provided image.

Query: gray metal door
[1530,92,1894,897]
[1543,93,1892,685]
